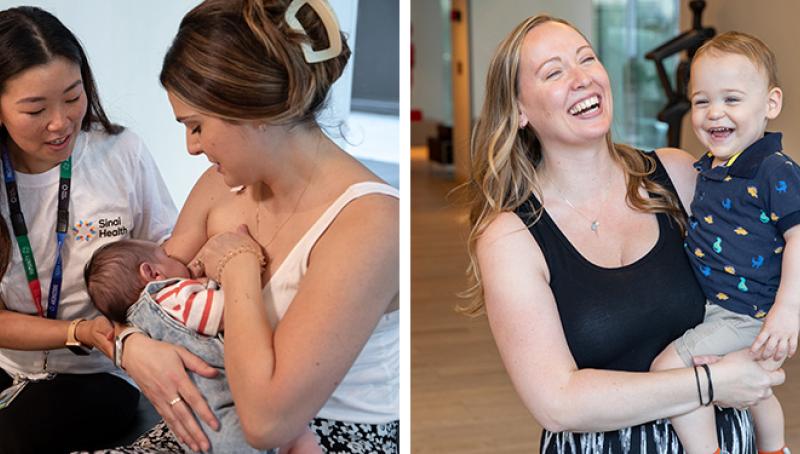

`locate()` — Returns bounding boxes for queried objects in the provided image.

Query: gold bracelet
[216,246,266,280]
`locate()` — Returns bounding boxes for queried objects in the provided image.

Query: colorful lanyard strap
[0,144,71,319]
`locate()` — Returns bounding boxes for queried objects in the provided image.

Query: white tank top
[261,181,399,423]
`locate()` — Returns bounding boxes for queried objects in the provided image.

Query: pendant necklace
[547,173,613,234]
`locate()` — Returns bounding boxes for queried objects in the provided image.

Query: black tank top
[516,151,706,372]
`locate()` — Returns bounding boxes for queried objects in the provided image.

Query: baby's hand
[190,225,265,282]
[750,304,800,362]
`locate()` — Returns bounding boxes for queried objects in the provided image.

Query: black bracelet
[693,365,704,405]
[701,364,713,406]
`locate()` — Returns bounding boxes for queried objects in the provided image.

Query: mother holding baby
[120,0,399,452]
[463,14,784,453]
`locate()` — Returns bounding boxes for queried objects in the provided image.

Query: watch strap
[114,326,144,369]
[66,318,90,356]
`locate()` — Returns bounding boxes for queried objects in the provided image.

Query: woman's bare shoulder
[654,147,699,208]
[655,147,697,176]
[165,166,241,260]
[318,182,398,240]
[478,211,530,249]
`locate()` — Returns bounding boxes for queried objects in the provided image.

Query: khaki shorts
[673,302,763,367]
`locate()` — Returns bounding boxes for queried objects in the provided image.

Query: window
[594,0,680,149]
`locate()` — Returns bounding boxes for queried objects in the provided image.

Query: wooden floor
[410,147,800,452]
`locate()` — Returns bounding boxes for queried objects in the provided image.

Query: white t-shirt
[0,128,176,379]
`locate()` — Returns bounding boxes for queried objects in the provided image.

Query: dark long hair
[0,214,8,281]
[0,6,121,135]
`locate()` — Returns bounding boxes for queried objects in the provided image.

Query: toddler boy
[651,31,799,454]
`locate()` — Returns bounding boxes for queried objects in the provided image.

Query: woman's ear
[766,86,783,120]
[518,103,529,129]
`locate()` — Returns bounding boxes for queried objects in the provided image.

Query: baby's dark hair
[84,240,158,323]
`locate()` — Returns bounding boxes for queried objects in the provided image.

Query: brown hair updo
[160,0,351,127]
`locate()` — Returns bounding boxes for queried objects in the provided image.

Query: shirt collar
[693,132,783,179]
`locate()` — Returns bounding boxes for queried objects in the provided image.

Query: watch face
[68,345,91,356]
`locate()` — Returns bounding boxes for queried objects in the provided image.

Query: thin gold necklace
[547,173,613,234]
[255,141,321,249]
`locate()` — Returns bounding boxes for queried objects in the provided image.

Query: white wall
[443,0,593,181]
[469,0,593,118]
[451,0,471,181]
[410,0,447,123]
[679,1,800,160]
[0,0,359,206]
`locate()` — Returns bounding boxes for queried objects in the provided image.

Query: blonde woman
[465,15,782,452]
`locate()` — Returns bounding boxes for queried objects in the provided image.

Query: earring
[517,107,528,129]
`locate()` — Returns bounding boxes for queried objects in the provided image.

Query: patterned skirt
[78,418,399,453]
[309,417,399,453]
[540,407,754,454]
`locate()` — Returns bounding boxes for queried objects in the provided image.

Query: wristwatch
[114,326,144,369]
[65,318,91,356]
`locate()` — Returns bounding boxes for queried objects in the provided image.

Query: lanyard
[0,144,71,319]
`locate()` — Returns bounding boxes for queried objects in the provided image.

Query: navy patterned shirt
[686,132,800,318]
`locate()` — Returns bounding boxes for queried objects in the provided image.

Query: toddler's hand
[750,304,799,362]
[712,348,783,408]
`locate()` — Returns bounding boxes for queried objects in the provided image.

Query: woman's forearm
[0,309,72,350]
[221,255,297,448]
[210,214,398,448]
[536,367,703,432]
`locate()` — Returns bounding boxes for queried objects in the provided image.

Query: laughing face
[690,52,782,165]
[0,57,88,174]
[517,21,613,150]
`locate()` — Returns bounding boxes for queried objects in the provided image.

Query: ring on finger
[169,396,183,407]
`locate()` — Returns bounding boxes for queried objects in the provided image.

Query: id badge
[0,379,28,410]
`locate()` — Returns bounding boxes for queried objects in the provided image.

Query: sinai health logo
[72,216,129,242]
